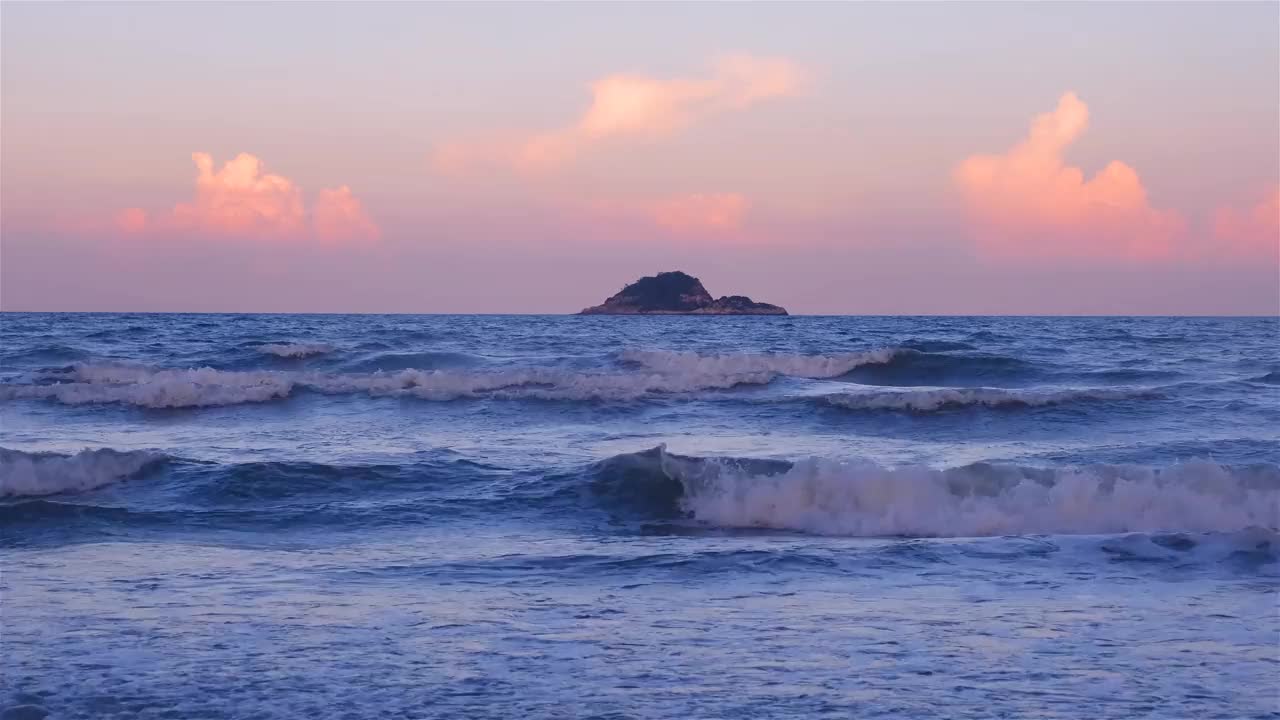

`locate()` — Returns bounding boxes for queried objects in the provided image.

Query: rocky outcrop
[579,271,787,315]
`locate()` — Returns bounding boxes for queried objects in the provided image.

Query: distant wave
[590,446,1280,538]
[0,350,916,408]
[1070,368,1184,383]
[0,349,1201,410]
[618,348,902,378]
[618,346,1051,387]
[0,362,781,408]
[341,351,481,373]
[0,344,90,366]
[842,349,1038,386]
[822,386,1161,412]
[899,339,977,352]
[621,347,1064,387]
[255,343,333,358]
[1,366,294,408]
[0,447,166,498]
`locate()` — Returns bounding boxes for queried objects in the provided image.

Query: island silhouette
[579,271,787,315]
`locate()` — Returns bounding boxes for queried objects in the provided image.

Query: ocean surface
[1,313,1278,719]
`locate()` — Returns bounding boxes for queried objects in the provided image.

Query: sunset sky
[2,2,1277,314]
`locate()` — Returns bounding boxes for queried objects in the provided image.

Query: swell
[0,448,167,498]
[0,344,91,366]
[0,447,498,501]
[340,531,1277,581]
[621,347,1046,387]
[820,386,1162,412]
[840,349,1039,386]
[339,351,483,373]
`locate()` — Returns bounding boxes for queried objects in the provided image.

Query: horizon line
[2,310,1276,319]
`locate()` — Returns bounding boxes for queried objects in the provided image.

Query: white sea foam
[0,448,165,497]
[619,348,902,379]
[256,343,333,358]
[823,386,1160,412]
[310,367,778,401]
[0,350,913,409]
[0,363,780,408]
[1,366,294,408]
[654,448,1280,537]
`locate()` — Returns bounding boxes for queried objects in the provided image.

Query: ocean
[1,313,1277,719]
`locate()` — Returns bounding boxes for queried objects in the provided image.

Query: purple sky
[2,2,1277,314]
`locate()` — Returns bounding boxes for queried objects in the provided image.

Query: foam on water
[1,366,294,408]
[255,343,333,358]
[0,362,782,407]
[634,447,1280,537]
[618,347,902,378]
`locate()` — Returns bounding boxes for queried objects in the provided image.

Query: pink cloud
[313,186,381,243]
[431,54,805,174]
[170,152,308,239]
[574,191,755,243]
[954,92,1184,262]
[119,152,378,243]
[1213,185,1279,260]
[114,207,148,234]
[650,193,749,235]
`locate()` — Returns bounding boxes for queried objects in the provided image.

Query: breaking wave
[0,448,167,498]
[592,446,1280,538]
[0,349,1211,410]
[0,350,926,408]
[0,363,780,408]
[1,366,294,408]
[618,348,902,378]
[619,347,1048,387]
[822,386,1161,412]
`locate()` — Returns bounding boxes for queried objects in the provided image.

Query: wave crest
[1,365,293,408]
[256,343,333,358]
[0,448,166,497]
[618,348,901,378]
[599,447,1280,538]
[0,363,779,408]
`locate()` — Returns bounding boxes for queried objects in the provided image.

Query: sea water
[1,313,1277,719]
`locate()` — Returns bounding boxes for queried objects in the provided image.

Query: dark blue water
[2,314,1278,719]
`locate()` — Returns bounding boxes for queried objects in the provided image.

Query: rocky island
[579,271,787,315]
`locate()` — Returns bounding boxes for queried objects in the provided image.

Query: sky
[1,2,1277,315]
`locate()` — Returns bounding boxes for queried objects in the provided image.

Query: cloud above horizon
[431,54,805,174]
[1213,185,1280,261]
[954,92,1184,262]
[579,192,752,242]
[649,192,749,236]
[118,153,379,243]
